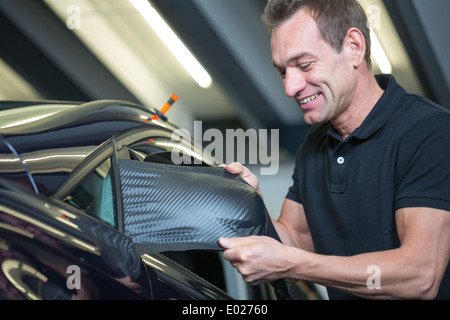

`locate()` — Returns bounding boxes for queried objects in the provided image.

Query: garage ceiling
[0,0,449,155]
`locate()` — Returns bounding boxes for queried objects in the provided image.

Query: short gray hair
[262,0,372,68]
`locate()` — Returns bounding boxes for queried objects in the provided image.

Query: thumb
[219,237,255,249]
[221,162,243,175]
[218,237,232,249]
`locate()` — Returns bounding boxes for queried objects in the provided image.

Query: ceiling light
[370,27,392,74]
[130,0,212,89]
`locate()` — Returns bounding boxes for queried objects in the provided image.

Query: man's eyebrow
[272,61,283,70]
[272,53,315,69]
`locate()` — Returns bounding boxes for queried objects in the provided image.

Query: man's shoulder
[398,94,450,132]
[378,74,450,126]
[404,93,450,117]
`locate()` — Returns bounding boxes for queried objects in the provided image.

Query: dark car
[0,99,288,300]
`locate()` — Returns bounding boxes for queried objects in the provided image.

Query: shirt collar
[328,74,407,141]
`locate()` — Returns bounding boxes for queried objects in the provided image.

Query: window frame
[53,126,214,232]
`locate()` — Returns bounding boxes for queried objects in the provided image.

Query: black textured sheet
[119,159,279,253]
[118,159,291,299]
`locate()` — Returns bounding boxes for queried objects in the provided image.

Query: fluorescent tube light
[130,0,212,89]
[370,27,392,74]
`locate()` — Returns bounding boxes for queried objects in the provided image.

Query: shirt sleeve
[394,111,450,212]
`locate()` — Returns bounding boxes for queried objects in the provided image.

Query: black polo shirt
[286,74,450,299]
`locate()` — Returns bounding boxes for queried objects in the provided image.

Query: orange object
[161,94,178,114]
[151,94,178,120]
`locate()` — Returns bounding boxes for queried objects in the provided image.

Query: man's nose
[284,70,307,98]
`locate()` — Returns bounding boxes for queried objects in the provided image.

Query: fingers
[219,236,280,285]
[218,237,231,249]
[220,162,246,175]
[219,162,262,197]
[219,237,253,262]
[219,237,251,278]
[219,236,267,265]
[219,236,254,250]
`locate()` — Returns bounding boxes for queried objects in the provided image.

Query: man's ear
[345,27,367,68]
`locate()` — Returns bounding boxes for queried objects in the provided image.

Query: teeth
[300,94,319,105]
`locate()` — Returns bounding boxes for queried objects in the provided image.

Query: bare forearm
[286,246,439,300]
[271,218,298,247]
[271,199,316,252]
[272,218,315,252]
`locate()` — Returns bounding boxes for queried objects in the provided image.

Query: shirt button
[337,156,345,164]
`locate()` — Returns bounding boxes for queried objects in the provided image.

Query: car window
[64,158,116,228]
[127,138,210,166]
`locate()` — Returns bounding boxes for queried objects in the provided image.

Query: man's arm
[220,207,450,299]
[220,162,450,299]
[273,198,315,253]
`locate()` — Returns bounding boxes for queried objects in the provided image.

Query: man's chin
[303,114,326,126]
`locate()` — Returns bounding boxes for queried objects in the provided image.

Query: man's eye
[278,70,286,78]
[299,63,312,71]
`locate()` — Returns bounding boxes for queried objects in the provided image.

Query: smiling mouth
[300,94,320,106]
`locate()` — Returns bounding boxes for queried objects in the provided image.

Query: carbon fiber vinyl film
[118,159,279,253]
[118,159,292,300]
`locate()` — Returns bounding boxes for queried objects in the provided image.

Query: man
[219,0,450,299]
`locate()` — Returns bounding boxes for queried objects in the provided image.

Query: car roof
[0,100,179,195]
[0,100,159,136]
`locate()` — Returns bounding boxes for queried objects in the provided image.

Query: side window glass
[64,159,117,228]
[127,138,209,166]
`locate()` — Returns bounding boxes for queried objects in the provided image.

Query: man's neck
[332,73,384,140]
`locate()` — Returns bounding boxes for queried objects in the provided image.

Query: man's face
[271,9,356,125]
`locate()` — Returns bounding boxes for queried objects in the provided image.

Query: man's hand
[220,162,263,197]
[219,236,290,284]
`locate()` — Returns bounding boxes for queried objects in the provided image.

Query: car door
[0,178,148,300]
[52,128,232,300]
